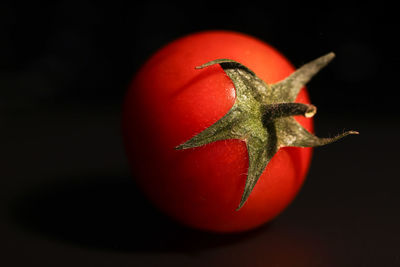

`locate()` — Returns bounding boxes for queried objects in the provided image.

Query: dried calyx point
[176,52,358,210]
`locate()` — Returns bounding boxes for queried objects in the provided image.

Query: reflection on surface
[10,174,332,266]
[200,223,329,267]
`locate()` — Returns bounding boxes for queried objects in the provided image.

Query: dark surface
[2,110,399,266]
[1,4,400,267]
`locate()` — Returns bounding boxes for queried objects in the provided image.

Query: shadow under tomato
[9,174,263,253]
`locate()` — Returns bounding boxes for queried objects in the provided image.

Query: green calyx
[176,52,358,210]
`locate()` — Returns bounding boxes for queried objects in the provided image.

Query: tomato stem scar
[262,103,316,123]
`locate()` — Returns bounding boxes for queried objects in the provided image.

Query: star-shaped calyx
[176,52,358,210]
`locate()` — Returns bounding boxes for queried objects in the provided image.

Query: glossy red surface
[123,31,313,232]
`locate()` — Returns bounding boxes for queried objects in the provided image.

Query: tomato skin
[122,31,313,232]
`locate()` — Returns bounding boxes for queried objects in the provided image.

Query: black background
[1,3,399,267]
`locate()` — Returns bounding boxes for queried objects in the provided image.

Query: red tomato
[122,30,313,232]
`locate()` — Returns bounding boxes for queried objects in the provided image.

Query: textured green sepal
[176,53,358,210]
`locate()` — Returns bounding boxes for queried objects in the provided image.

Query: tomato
[122,30,313,232]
